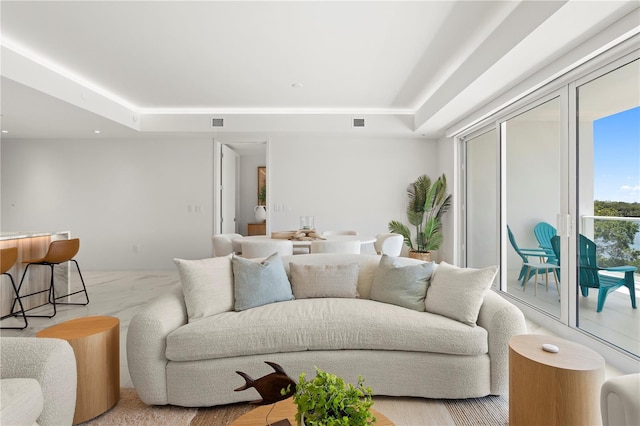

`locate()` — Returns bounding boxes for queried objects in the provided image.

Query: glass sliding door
[575,58,639,356]
[503,97,562,318]
[465,129,499,288]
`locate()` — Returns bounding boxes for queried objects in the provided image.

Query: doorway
[213,140,268,236]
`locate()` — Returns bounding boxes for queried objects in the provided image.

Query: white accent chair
[212,233,243,257]
[374,233,404,256]
[310,239,361,254]
[241,239,293,258]
[321,230,358,236]
[601,373,640,426]
[0,337,77,426]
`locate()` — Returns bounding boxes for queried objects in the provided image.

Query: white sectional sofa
[127,253,526,407]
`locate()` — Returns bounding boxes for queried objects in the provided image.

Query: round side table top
[37,315,119,339]
[509,334,604,371]
[231,397,394,426]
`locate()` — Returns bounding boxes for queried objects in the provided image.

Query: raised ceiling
[1,1,638,140]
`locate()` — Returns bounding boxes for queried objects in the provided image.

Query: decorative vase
[409,250,431,262]
[254,205,266,222]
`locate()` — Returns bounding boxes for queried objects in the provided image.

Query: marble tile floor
[1,269,624,389]
[0,270,181,387]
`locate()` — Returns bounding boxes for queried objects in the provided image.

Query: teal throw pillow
[232,252,294,311]
[369,254,435,311]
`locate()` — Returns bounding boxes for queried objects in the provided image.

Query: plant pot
[409,250,431,262]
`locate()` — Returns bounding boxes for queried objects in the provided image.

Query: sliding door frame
[458,36,640,372]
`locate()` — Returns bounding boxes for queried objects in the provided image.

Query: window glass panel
[504,97,562,318]
[576,59,639,356]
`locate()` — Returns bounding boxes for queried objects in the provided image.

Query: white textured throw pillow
[232,252,294,311]
[289,263,360,299]
[425,261,498,326]
[174,256,234,322]
[369,254,435,311]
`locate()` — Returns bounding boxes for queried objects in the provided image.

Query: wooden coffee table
[230,397,394,426]
[37,315,120,425]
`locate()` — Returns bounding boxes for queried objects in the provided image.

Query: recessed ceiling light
[291,83,304,89]
[1,130,8,134]
[93,130,101,134]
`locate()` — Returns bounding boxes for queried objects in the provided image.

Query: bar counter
[1,231,70,317]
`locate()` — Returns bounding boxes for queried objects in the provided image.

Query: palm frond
[388,220,414,250]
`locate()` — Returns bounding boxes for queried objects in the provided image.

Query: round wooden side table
[509,334,604,426]
[230,397,394,426]
[37,315,120,425]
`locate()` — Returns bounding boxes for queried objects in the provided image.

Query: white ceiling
[1,1,638,140]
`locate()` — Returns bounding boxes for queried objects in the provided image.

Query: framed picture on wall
[258,166,266,206]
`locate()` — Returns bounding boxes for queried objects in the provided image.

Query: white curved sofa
[127,253,526,407]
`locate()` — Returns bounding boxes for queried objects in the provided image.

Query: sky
[593,106,640,203]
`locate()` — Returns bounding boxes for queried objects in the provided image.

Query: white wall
[268,135,438,242]
[1,138,214,269]
[1,134,439,270]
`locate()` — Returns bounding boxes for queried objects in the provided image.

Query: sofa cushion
[425,261,498,326]
[174,256,234,322]
[173,255,233,321]
[369,254,435,311]
[232,253,294,311]
[0,378,44,426]
[281,253,426,299]
[165,298,488,362]
[289,263,359,299]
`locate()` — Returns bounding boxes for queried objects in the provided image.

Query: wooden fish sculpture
[234,361,297,405]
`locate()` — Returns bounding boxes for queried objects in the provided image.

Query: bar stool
[1,247,28,329]
[13,238,89,318]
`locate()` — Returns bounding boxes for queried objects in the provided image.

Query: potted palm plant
[388,174,451,261]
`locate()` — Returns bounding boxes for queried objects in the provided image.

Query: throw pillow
[369,254,435,311]
[289,263,360,299]
[425,261,498,327]
[174,256,234,322]
[232,252,294,311]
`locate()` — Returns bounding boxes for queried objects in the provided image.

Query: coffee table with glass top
[230,397,394,426]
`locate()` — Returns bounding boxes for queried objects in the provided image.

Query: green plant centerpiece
[283,367,376,426]
[388,174,452,261]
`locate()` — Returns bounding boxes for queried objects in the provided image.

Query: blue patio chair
[534,221,558,264]
[578,234,637,313]
[507,226,559,295]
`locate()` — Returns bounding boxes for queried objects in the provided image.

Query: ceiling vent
[211,118,224,128]
[352,118,365,128]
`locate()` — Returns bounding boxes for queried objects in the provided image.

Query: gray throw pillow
[232,252,294,311]
[425,261,498,326]
[289,263,360,299]
[369,254,435,311]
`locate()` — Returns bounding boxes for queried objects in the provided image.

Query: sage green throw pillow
[232,252,294,311]
[369,254,435,311]
[425,261,498,326]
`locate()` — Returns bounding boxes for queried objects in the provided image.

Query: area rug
[83,388,508,425]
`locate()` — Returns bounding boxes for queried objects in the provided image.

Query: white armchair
[374,233,404,256]
[241,239,293,258]
[601,373,640,426]
[212,233,243,257]
[1,337,77,426]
